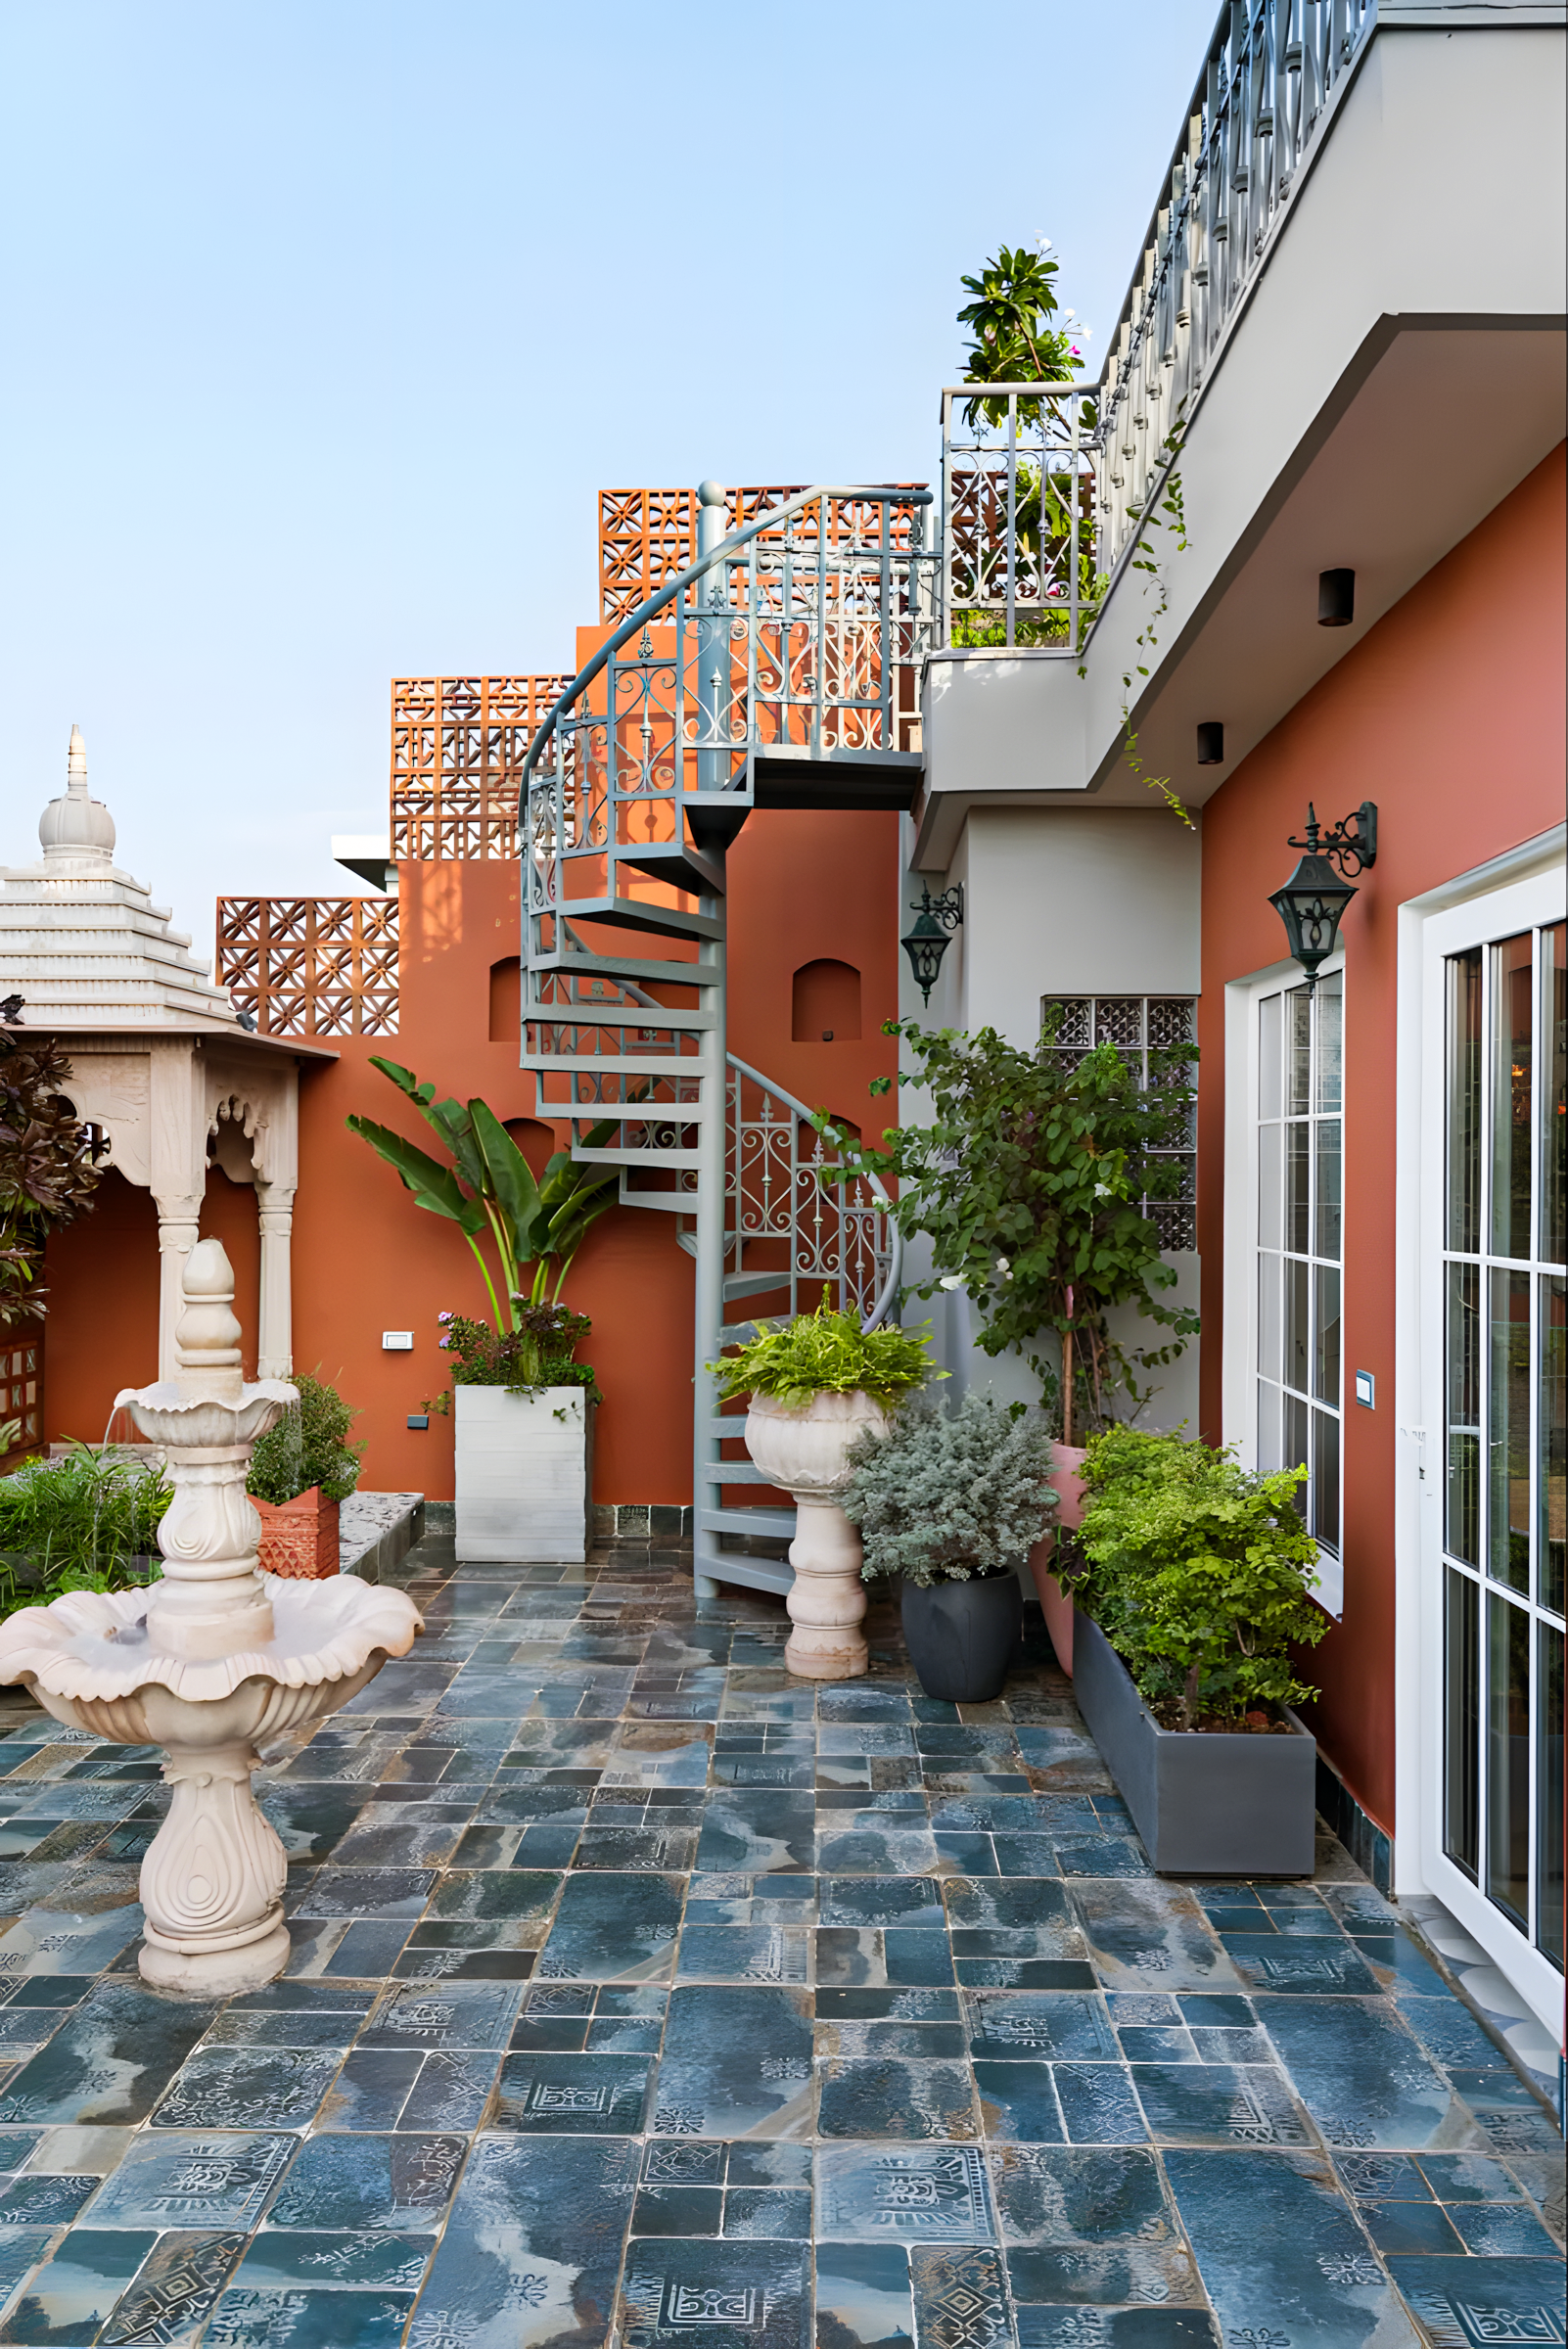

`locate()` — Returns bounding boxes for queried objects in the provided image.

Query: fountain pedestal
[0,1240,422,1995]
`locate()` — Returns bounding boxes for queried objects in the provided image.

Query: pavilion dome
[0,727,239,1028]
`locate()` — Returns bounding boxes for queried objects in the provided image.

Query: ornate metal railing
[1098,0,1375,566]
[941,385,1100,654]
[216,898,399,1036]
[391,675,569,860]
[725,1055,899,1333]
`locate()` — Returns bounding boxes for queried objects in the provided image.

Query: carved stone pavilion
[0,727,331,1385]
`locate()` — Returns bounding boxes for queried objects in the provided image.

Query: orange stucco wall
[1197,440,1567,1835]
[42,806,899,1502]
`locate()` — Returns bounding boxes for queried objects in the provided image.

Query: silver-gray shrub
[840,1393,1056,1587]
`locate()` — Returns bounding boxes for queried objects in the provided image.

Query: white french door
[1415,867,1565,2032]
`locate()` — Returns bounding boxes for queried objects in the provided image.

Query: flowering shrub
[433,1304,597,1400]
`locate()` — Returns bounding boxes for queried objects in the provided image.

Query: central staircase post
[692,478,729,1600]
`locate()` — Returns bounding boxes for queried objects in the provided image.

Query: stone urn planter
[1073,1608,1316,1876]
[0,1239,422,1995]
[254,1488,340,1579]
[454,1386,595,1564]
[743,1390,889,1680]
[901,1572,1023,1704]
[1028,1440,1086,1676]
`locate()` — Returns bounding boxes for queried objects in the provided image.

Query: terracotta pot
[254,1487,340,1580]
[743,1389,890,1681]
[1027,1440,1087,1677]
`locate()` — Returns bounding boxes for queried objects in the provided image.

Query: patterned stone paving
[0,1538,1557,2347]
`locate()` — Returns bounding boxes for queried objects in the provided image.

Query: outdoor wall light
[1196,721,1224,765]
[901,884,964,1004]
[1268,802,1377,992]
[1318,568,1356,626]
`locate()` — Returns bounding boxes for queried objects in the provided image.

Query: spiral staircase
[519,480,939,1595]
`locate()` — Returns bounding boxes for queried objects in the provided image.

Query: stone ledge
[340,1491,424,1582]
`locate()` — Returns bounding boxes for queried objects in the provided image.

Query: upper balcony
[914,0,1567,864]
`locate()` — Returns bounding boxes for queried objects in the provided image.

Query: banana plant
[347,1059,621,1332]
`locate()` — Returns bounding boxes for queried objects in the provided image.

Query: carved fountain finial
[173,1235,245,1404]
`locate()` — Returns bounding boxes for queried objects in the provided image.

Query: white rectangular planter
[454,1387,594,1564]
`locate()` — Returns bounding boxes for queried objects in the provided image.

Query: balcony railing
[941,386,1100,655]
[216,897,399,1036]
[1099,0,1375,565]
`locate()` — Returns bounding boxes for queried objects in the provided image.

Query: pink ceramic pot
[1028,1441,1087,1676]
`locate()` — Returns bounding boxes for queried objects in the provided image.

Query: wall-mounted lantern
[1318,568,1356,626]
[1196,721,1224,765]
[901,884,964,1005]
[1268,802,1377,992]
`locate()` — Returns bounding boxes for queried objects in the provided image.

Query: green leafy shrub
[247,1373,364,1506]
[1070,1427,1327,1728]
[0,1445,171,1606]
[823,1015,1197,1441]
[432,1305,598,1402]
[709,1291,940,1411]
[841,1394,1055,1587]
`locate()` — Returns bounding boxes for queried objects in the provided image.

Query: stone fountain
[0,1239,422,1994]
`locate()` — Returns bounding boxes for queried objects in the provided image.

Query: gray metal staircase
[519,479,935,1595]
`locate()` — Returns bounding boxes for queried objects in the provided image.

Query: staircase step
[550,896,724,944]
[523,1052,712,1081]
[532,947,717,991]
[617,841,726,898]
[698,1457,777,1485]
[525,1000,717,1032]
[694,1545,794,1599]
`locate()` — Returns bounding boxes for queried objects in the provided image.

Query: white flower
[939,1275,963,1292]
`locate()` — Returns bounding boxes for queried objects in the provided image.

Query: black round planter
[900,1572,1023,1703]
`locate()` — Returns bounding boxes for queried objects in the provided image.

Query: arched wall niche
[792,958,861,1042]
[489,957,522,1043]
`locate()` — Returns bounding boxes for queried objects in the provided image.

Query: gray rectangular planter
[1073,1607,1316,1877]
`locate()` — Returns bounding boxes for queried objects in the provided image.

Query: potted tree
[841,1394,1055,1702]
[246,1371,363,1579]
[710,1294,937,1680]
[349,1060,618,1565]
[822,1011,1197,1676]
[1066,1428,1327,1875]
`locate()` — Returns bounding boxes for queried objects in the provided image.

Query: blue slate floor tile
[0,1539,1552,2347]
[1387,2255,1566,2345]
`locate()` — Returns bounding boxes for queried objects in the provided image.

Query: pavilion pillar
[255,1184,296,1379]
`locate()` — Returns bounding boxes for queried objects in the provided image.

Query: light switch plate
[1355,1369,1375,1409]
[382,1331,414,1352]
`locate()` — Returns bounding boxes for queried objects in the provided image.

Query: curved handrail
[518,482,936,808]
[725,1050,902,1334]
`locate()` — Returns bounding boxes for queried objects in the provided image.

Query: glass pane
[1447,946,1483,1256]
[1286,1259,1310,1396]
[1257,1379,1281,1473]
[1485,1590,1530,1928]
[1287,989,1311,1116]
[1286,1125,1311,1255]
[1538,1621,1563,1972]
[1285,1394,1310,1522]
[1314,1265,1341,1404]
[1546,921,1566,1269]
[1543,1273,1565,1619]
[1446,1262,1480,1567]
[1259,1124,1282,1250]
[1313,1408,1340,1551]
[1314,1119,1341,1262]
[1258,1255,1281,1384]
[1444,1567,1480,1879]
[1491,933,1534,1263]
[1488,1267,1531,1592]
[1315,971,1343,1113]
[1259,992,1282,1122]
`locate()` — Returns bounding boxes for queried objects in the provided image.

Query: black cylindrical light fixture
[1318,568,1356,627]
[1196,721,1224,765]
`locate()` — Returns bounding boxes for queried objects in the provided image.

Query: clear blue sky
[1,0,1218,958]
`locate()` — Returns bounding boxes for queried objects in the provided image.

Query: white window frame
[1222,950,1347,1619]
[1398,851,1566,2038]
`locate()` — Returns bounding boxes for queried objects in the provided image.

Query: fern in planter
[1071,1426,1327,1728]
[709,1291,939,1411]
[841,1394,1055,1586]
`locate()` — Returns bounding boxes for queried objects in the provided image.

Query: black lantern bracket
[901,884,964,1005]
[1288,800,1377,875]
